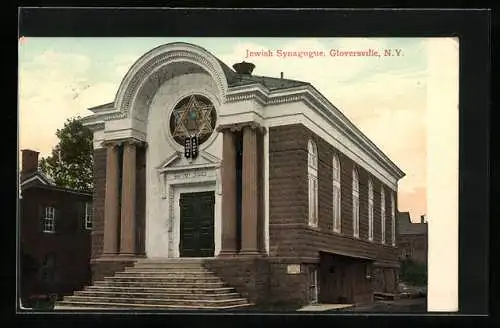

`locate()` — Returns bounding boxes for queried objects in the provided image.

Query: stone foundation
[204,257,317,308]
[203,256,270,305]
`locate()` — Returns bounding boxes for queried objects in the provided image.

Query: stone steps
[58,295,249,307]
[124,267,209,272]
[115,271,214,277]
[56,259,252,310]
[85,285,235,294]
[75,290,241,300]
[55,301,253,310]
[105,276,223,283]
[93,280,228,288]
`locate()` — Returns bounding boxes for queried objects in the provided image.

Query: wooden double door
[179,191,215,257]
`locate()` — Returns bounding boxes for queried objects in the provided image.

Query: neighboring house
[77,42,405,307]
[398,212,428,266]
[19,149,92,302]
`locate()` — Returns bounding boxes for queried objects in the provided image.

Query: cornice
[217,121,267,134]
[225,86,405,180]
[114,44,228,120]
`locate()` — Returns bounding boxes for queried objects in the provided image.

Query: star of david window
[169,95,217,146]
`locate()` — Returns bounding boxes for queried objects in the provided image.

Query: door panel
[179,191,215,257]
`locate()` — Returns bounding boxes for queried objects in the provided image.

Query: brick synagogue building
[57,42,405,309]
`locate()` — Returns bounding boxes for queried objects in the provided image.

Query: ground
[333,297,427,313]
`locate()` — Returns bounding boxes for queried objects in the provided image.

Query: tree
[39,116,93,193]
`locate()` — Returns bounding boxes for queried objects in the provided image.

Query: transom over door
[179,191,215,257]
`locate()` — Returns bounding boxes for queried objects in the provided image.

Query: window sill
[42,231,56,234]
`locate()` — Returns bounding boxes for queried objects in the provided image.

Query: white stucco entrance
[158,159,222,258]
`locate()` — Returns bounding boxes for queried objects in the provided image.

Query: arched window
[332,155,341,232]
[368,179,374,241]
[352,167,359,238]
[391,192,396,246]
[381,187,386,244]
[308,140,318,227]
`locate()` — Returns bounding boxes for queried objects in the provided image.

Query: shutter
[54,207,59,233]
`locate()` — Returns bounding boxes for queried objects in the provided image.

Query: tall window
[391,193,396,246]
[332,155,341,232]
[368,179,374,241]
[381,188,386,244]
[85,202,93,230]
[352,168,359,238]
[42,206,55,233]
[308,140,318,227]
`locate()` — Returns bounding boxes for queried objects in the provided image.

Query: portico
[101,139,147,259]
[85,43,268,263]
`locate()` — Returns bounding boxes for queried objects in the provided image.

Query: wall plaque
[287,264,301,275]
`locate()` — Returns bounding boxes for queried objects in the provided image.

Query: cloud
[112,54,140,81]
[19,50,97,158]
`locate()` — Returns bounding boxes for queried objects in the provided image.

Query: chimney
[280,72,284,79]
[21,149,39,175]
[233,61,255,75]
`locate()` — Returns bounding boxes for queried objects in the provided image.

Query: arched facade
[80,42,406,308]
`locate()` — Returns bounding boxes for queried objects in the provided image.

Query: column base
[239,250,261,256]
[118,253,141,260]
[218,250,238,257]
[100,253,119,260]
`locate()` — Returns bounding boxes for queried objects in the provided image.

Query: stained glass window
[169,95,217,146]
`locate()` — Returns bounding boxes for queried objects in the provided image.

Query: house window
[332,155,341,232]
[352,168,359,238]
[308,140,318,228]
[381,188,386,244]
[85,202,93,230]
[308,266,319,304]
[391,193,396,246]
[368,179,374,241]
[42,206,55,233]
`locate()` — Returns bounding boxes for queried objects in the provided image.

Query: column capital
[123,138,148,148]
[102,138,148,149]
[101,140,122,148]
[217,122,266,134]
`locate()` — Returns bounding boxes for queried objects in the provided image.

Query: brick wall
[91,149,107,259]
[203,257,271,305]
[20,187,92,298]
[400,234,428,265]
[268,124,400,297]
[269,124,399,260]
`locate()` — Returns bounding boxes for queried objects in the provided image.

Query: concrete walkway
[297,304,355,312]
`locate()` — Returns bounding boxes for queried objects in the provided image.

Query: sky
[18,37,428,221]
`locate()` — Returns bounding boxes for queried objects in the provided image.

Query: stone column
[218,127,238,256]
[240,124,260,255]
[120,140,138,256]
[103,142,120,256]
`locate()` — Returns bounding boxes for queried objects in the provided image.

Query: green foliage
[39,116,93,193]
[400,258,427,286]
